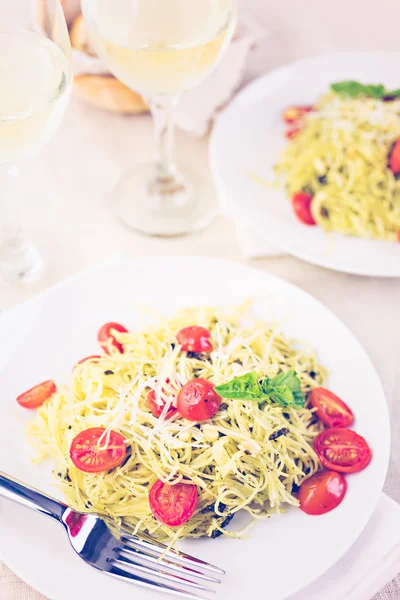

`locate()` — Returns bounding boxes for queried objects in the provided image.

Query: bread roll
[70,13,96,57]
[74,74,148,114]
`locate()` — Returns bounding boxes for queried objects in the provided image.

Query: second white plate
[211,51,400,276]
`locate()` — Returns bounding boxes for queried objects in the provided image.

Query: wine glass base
[0,238,45,284]
[114,163,219,237]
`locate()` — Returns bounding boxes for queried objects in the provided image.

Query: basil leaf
[215,370,306,408]
[293,390,306,408]
[270,370,301,392]
[331,80,386,99]
[268,385,295,406]
[214,372,264,400]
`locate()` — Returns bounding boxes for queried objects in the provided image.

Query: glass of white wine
[0,0,72,283]
[82,0,237,237]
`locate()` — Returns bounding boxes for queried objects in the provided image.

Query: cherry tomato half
[283,105,313,123]
[17,380,56,409]
[389,138,400,175]
[70,427,127,473]
[314,428,371,474]
[147,382,177,419]
[292,192,317,226]
[298,470,347,515]
[177,378,221,421]
[74,355,101,369]
[309,388,354,428]
[149,480,197,526]
[285,126,301,139]
[177,326,213,353]
[98,322,128,354]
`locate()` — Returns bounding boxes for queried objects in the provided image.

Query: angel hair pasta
[26,304,326,544]
[276,90,400,241]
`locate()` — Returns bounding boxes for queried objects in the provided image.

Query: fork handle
[0,471,67,522]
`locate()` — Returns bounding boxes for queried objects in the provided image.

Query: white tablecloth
[1,1,400,598]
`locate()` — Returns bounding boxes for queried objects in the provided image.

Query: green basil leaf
[331,80,386,99]
[293,390,306,408]
[215,370,306,409]
[214,372,264,400]
[270,370,301,392]
[267,385,294,406]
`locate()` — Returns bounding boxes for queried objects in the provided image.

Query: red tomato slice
[17,380,56,409]
[177,326,213,353]
[285,126,301,139]
[177,378,221,421]
[283,105,313,123]
[309,388,354,428]
[314,428,371,473]
[298,470,347,515]
[389,139,400,175]
[74,355,101,369]
[292,192,317,226]
[149,480,197,526]
[70,427,127,473]
[98,322,128,354]
[147,382,177,419]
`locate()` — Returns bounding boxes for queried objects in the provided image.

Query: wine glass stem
[0,164,20,242]
[149,96,178,181]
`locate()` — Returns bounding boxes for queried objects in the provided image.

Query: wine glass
[82,0,238,237]
[0,0,72,283]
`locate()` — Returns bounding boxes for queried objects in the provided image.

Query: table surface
[1,1,400,598]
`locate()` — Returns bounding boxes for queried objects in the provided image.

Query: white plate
[211,51,400,276]
[0,257,390,600]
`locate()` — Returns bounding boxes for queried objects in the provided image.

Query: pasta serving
[26,304,326,543]
[276,82,400,241]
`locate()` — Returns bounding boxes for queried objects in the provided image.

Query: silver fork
[0,472,224,599]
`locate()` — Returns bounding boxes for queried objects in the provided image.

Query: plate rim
[210,51,400,277]
[0,256,391,599]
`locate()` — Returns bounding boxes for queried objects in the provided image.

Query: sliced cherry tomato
[283,105,313,123]
[177,378,221,421]
[398,231,400,242]
[389,138,400,175]
[285,126,301,139]
[309,388,354,428]
[74,355,101,369]
[17,380,56,409]
[147,380,177,419]
[177,326,213,353]
[292,192,317,226]
[98,322,128,354]
[314,428,371,473]
[298,470,347,515]
[70,427,126,473]
[149,480,197,526]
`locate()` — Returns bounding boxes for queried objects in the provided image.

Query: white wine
[82,0,236,96]
[0,31,71,165]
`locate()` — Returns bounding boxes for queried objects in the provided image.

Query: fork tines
[107,530,224,599]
